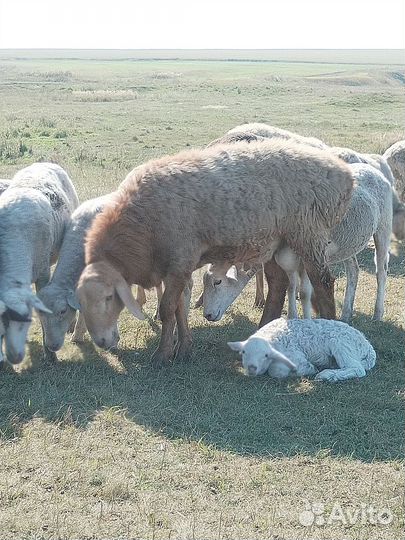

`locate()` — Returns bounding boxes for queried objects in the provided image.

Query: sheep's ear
[30,295,53,314]
[270,349,297,371]
[227,340,245,352]
[116,281,145,320]
[226,266,238,282]
[67,290,81,311]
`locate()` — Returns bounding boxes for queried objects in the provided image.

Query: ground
[0,50,404,540]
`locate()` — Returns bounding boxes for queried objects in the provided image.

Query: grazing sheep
[77,140,353,365]
[204,163,393,322]
[383,140,405,201]
[227,123,327,149]
[228,318,376,382]
[0,162,79,364]
[37,194,164,353]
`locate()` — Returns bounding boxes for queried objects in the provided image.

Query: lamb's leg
[303,262,336,319]
[136,286,147,306]
[174,287,192,361]
[153,282,164,320]
[36,272,58,363]
[254,268,265,308]
[341,256,359,323]
[299,269,313,319]
[286,270,299,319]
[373,227,390,321]
[315,343,366,382]
[71,312,87,343]
[259,258,289,327]
[151,274,189,367]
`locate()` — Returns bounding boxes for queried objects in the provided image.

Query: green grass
[0,56,404,539]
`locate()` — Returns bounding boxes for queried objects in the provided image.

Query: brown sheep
[77,140,353,366]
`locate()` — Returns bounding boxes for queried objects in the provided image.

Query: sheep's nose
[205,313,213,321]
[248,365,257,375]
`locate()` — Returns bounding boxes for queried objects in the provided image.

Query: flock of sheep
[0,123,404,383]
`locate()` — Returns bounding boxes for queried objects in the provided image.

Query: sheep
[227,123,327,149]
[0,162,79,364]
[76,140,353,366]
[37,194,164,353]
[383,140,405,201]
[228,318,376,382]
[203,163,393,323]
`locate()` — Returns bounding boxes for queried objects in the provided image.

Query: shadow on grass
[0,313,403,463]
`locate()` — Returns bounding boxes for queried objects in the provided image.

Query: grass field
[0,52,404,539]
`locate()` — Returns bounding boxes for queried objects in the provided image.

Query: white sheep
[383,140,405,201]
[0,162,79,364]
[204,163,393,322]
[37,194,163,353]
[228,318,376,382]
[227,123,327,149]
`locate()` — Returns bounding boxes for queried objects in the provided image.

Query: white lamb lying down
[228,318,376,382]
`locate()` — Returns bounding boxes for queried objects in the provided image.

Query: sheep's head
[392,202,405,241]
[37,285,80,352]
[1,286,52,364]
[228,336,296,376]
[202,264,254,322]
[77,261,144,350]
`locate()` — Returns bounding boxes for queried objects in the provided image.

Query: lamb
[0,162,79,364]
[76,140,353,366]
[383,140,405,201]
[37,194,163,353]
[228,318,376,382]
[204,163,393,322]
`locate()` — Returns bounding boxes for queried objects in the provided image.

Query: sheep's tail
[362,342,377,371]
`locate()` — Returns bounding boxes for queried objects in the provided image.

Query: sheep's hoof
[43,348,58,363]
[151,350,172,369]
[174,339,192,362]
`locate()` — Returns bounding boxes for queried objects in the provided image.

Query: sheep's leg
[153,282,164,320]
[315,343,366,382]
[286,270,299,319]
[299,269,313,319]
[373,228,390,321]
[71,312,87,343]
[151,274,189,367]
[35,272,58,363]
[174,287,192,362]
[136,286,147,306]
[194,292,204,309]
[254,268,265,308]
[259,258,289,327]
[340,256,359,323]
[303,262,336,320]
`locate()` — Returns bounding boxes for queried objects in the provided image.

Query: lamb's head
[228,336,296,376]
[37,285,80,352]
[77,261,145,350]
[202,264,254,322]
[1,286,52,364]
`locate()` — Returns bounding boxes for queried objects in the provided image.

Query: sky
[0,0,404,50]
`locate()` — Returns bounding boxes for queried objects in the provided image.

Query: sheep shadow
[0,311,403,463]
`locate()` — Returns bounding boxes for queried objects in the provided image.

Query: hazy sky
[0,0,404,49]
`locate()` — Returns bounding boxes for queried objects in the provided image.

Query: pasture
[0,51,404,539]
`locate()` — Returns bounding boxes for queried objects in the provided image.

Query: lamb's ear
[67,290,81,311]
[227,340,245,352]
[270,349,297,371]
[30,295,53,314]
[226,266,238,282]
[116,281,145,320]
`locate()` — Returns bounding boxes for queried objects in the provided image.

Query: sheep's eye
[106,295,113,302]
[214,279,222,286]
[60,307,67,316]
[265,354,269,358]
